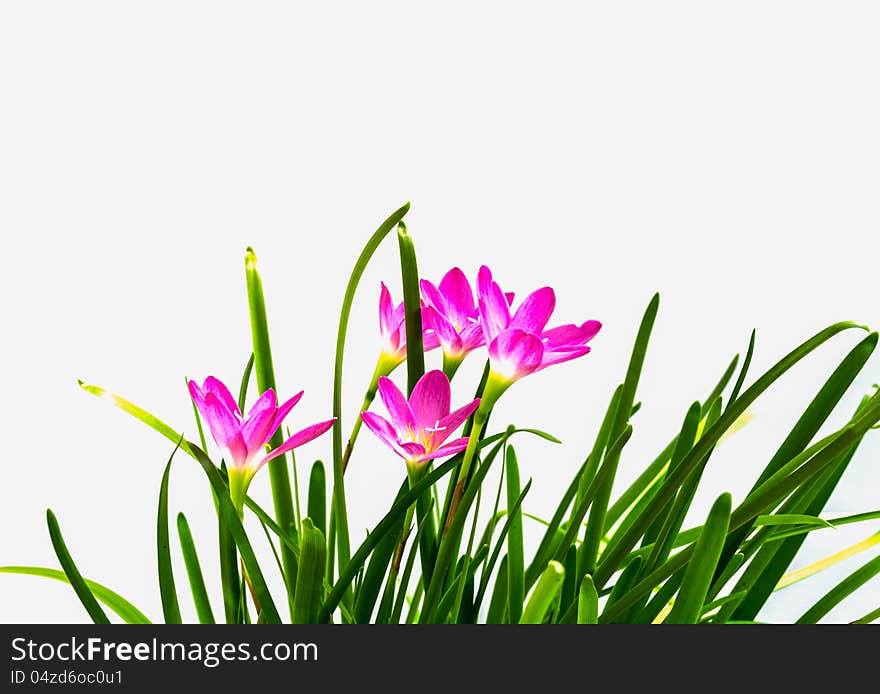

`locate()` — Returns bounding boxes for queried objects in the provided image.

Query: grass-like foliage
[5,203,880,624]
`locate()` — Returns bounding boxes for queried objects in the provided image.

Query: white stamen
[426,419,447,434]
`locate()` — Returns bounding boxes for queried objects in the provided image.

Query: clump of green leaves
[5,204,880,625]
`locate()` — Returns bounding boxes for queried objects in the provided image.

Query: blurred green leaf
[796,550,880,624]
[521,561,565,624]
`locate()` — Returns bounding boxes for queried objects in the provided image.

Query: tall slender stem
[442,406,488,536]
[244,247,297,617]
[341,358,386,474]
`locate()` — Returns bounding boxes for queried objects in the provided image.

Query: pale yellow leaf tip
[245,246,257,270]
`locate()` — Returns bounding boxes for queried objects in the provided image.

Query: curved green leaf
[520,560,565,624]
[665,493,731,624]
[397,221,424,395]
[46,510,110,624]
[176,513,215,624]
[308,461,327,537]
[0,566,151,624]
[157,440,182,623]
[292,518,326,624]
[594,320,868,589]
[331,203,411,576]
[505,445,525,624]
[577,575,599,624]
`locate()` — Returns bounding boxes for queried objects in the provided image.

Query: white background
[1,2,878,623]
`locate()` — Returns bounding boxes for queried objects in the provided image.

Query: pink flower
[188,376,335,508]
[379,282,439,368]
[419,267,486,361]
[360,370,480,468]
[477,266,601,384]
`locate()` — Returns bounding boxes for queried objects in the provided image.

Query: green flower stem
[378,473,420,619]
[342,355,395,474]
[442,408,486,537]
[442,353,464,381]
[442,373,507,536]
[227,470,264,619]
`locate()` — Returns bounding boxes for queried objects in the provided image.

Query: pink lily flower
[477,265,601,386]
[379,282,439,370]
[188,376,335,510]
[360,370,480,468]
[420,267,515,376]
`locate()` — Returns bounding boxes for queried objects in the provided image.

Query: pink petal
[398,441,427,463]
[241,389,277,455]
[422,332,440,353]
[537,345,592,371]
[266,390,304,440]
[202,392,247,465]
[459,322,486,352]
[263,418,336,463]
[379,282,395,339]
[430,398,480,447]
[419,308,441,352]
[424,307,464,356]
[386,317,403,353]
[419,279,448,314]
[422,437,470,462]
[478,280,511,344]
[188,379,206,408]
[488,329,544,380]
[410,370,451,432]
[203,376,241,419]
[505,291,516,306]
[244,388,276,420]
[542,320,602,349]
[201,393,241,447]
[510,287,556,335]
[439,267,475,324]
[377,377,415,434]
[392,300,407,329]
[360,411,401,449]
[477,265,494,298]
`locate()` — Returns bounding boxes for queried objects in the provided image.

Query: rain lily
[477,265,601,400]
[340,283,442,473]
[442,267,601,534]
[420,267,513,377]
[378,282,439,372]
[188,376,335,512]
[360,370,480,470]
